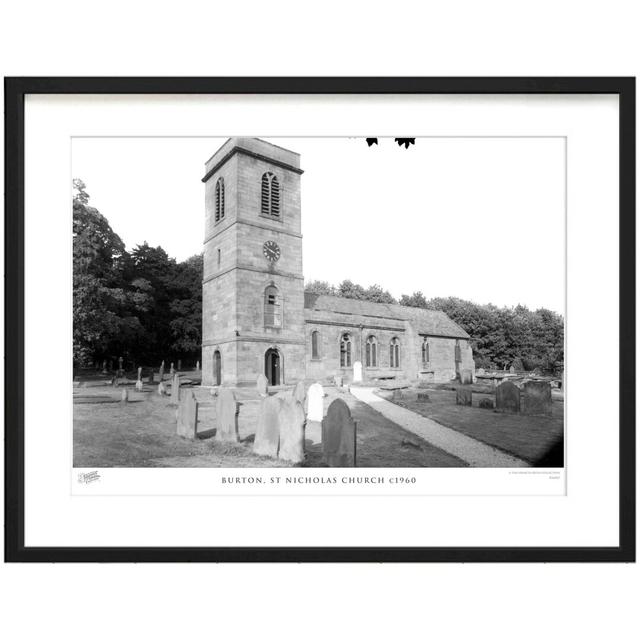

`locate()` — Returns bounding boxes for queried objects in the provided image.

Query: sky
[72,136,565,314]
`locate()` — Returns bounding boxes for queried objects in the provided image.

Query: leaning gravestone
[460,369,473,385]
[322,398,357,467]
[256,373,269,397]
[176,390,198,439]
[306,382,324,422]
[456,387,472,406]
[521,380,552,416]
[254,395,282,457]
[353,361,363,383]
[215,388,239,442]
[169,374,181,406]
[496,380,520,414]
[293,380,306,404]
[279,398,306,463]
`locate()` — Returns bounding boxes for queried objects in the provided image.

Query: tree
[399,291,428,308]
[304,280,336,296]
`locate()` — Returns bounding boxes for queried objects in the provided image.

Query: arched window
[390,337,400,368]
[261,172,280,218]
[421,338,430,367]
[311,330,320,359]
[340,333,352,368]
[264,285,281,327]
[365,335,378,368]
[215,177,225,222]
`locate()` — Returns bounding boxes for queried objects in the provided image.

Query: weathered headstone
[159,361,165,380]
[496,380,520,413]
[120,388,128,404]
[521,380,552,416]
[353,361,363,383]
[254,395,282,457]
[509,366,515,374]
[479,397,494,409]
[333,375,343,387]
[170,363,175,377]
[196,360,200,371]
[322,399,356,467]
[170,374,181,405]
[135,367,143,391]
[118,356,124,374]
[176,390,198,439]
[417,392,430,403]
[306,382,324,422]
[460,369,473,385]
[157,381,166,396]
[215,388,239,442]
[102,360,107,374]
[148,369,155,384]
[256,373,269,396]
[293,380,306,404]
[456,387,472,406]
[279,398,306,463]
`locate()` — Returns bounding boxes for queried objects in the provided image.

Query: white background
[1,2,638,640]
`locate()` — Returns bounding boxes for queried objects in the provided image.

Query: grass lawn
[381,386,564,466]
[73,376,466,468]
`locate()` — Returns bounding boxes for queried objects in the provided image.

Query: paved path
[350,387,529,468]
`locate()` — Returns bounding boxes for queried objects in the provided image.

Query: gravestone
[509,366,515,374]
[417,392,431,403]
[521,380,552,416]
[148,369,155,384]
[256,373,269,397]
[159,361,165,380]
[102,360,107,374]
[353,361,363,383]
[322,399,356,467]
[215,388,239,442]
[306,382,324,422]
[479,397,494,409]
[135,367,143,392]
[496,381,520,414]
[279,398,306,463]
[254,395,282,457]
[293,380,306,404]
[170,374,181,405]
[176,390,198,439]
[157,381,166,396]
[118,356,124,375]
[178,359,182,371]
[120,388,128,404]
[460,369,473,385]
[333,375,343,388]
[392,389,403,402]
[196,360,200,371]
[170,363,175,377]
[456,387,472,406]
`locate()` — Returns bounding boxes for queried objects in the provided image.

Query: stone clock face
[263,240,281,262]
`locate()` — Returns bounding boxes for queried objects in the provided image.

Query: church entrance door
[265,348,281,386]
[213,350,222,386]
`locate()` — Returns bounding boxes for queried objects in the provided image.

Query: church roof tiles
[303,294,470,339]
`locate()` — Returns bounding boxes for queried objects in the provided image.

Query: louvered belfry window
[261,172,280,218]
[215,177,225,222]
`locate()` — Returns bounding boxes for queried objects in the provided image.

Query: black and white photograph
[72,135,565,472]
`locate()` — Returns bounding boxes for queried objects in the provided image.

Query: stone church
[201,137,474,387]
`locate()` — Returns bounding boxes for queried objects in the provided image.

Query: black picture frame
[4,77,635,563]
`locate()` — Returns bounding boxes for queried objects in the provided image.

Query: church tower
[201,138,306,387]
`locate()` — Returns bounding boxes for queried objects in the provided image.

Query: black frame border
[4,77,635,563]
